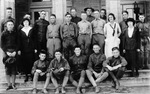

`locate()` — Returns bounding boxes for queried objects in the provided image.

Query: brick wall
[72,0,101,16]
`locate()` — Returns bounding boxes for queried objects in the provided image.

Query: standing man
[91,9,106,53]
[69,46,87,94]
[86,44,108,93]
[84,7,95,22]
[78,12,92,56]
[100,9,107,21]
[1,7,15,33]
[32,10,49,54]
[70,8,81,24]
[46,14,61,60]
[119,11,128,56]
[136,13,150,69]
[60,12,78,60]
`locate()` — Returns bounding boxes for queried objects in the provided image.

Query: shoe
[42,88,48,94]
[55,88,59,94]
[32,88,37,94]
[95,86,99,93]
[115,81,120,90]
[12,85,17,90]
[76,87,81,94]
[61,87,66,94]
[6,86,13,90]
[24,76,29,82]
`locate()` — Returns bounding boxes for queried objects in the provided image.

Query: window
[32,0,51,2]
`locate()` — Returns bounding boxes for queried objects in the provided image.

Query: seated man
[103,47,127,89]
[31,50,50,94]
[69,46,87,94]
[86,44,108,93]
[49,50,70,94]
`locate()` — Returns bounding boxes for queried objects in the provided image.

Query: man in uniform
[136,13,150,69]
[91,9,106,53]
[84,7,95,22]
[78,12,92,56]
[119,11,128,56]
[1,7,15,33]
[32,10,49,54]
[86,44,108,93]
[70,8,81,24]
[69,46,87,94]
[60,12,78,60]
[46,14,61,60]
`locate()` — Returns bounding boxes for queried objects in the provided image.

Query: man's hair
[6,7,12,10]
[50,14,56,18]
[39,49,47,55]
[40,10,46,13]
[93,43,100,47]
[65,12,72,16]
[100,9,106,14]
[74,45,81,50]
[81,11,87,14]
[112,47,120,51]
[70,8,77,12]
[54,49,62,54]
[94,9,100,12]
[122,10,128,14]
[6,19,14,24]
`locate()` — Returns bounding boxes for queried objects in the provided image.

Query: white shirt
[128,27,134,38]
[21,26,32,36]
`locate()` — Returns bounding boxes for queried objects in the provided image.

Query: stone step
[124,69,150,77]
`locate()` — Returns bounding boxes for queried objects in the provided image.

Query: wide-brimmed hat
[126,18,135,25]
[84,7,94,12]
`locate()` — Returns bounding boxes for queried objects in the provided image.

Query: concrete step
[124,69,150,77]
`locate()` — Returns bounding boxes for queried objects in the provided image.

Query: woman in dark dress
[123,18,140,77]
[18,18,37,82]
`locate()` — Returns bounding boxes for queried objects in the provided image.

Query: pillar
[52,0,67,23]
[106,0,121,22]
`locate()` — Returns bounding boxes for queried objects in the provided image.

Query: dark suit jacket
[123,27,140,50]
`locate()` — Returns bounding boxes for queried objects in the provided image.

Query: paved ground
[0,86,150,94]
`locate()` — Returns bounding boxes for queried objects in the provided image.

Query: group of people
[0,6,150,94]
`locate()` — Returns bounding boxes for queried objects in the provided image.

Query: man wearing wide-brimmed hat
[84,7,95,22]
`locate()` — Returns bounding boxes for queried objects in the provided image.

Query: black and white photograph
[0,0,150,94]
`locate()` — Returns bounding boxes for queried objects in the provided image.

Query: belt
[48,36,59,39]
[79,33,90,35]
[93,33,104,35]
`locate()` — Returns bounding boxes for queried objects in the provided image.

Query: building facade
[0,0,150,26]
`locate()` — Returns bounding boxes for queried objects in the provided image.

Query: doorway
[30,8,51,23]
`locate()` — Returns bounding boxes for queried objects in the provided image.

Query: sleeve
[32,21,38,49]
[46,26,49,40]
[64,59,70,70]
[136,27,140,49]
[0,20,4,33]
[87,55,94,72]
[89,23,92,36]
[31,60,38,74]
[47,59,55,72]
[122,29,127,50]
[104,24,107,37]
[120,57,128,66]
[103,57,111,67]
[1,32,6,51]
[117,23,121,37]
[74,23,78,38]
[60,24,63,40]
